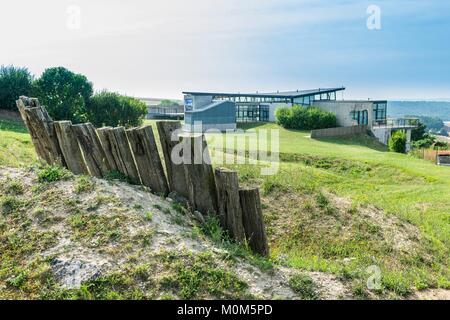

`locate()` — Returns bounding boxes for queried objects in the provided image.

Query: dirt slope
[0,167,351,300]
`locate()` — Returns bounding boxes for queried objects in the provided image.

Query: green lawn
[2,118,449,298]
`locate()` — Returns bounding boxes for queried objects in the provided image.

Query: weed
[144,212,153,221]
[75,175,95,194]
[37,165,71,183]
[289,274,319,300]
[3,180,24,195]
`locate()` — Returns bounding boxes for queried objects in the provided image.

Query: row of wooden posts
[16,96,269,256]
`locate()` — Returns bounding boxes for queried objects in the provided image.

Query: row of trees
[0,65,147,127]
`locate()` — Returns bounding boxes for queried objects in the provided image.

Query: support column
[405,129,412,153]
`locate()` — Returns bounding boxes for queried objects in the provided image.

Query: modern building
[183,88,345,131]
[182,87,418,148]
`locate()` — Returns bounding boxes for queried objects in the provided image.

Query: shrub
[388,130,407,153]
[411,133,436,150]
[0,65,33,111]
[86,91,147,128]
[275,105,337,130]
[32,67,93,123]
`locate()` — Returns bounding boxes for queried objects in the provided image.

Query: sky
[1,0,450,100]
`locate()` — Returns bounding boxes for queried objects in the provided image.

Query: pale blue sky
[1,0,450,100]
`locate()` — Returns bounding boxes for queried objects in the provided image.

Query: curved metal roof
[182,87,345,99]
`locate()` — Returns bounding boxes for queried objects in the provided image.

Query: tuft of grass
[1,195,23,215]
[315,192,329,208]
[75,175,95,194]
[37,165,71,183]
[289,274,319,300]
[158,251,249,299]
[201,215,274,273]
[262,179,285,195]
[2,180,24,195]
[144,211,153,222]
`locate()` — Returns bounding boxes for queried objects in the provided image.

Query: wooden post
[182,134,217,215]
[96,127,119,172]
[54,121,89,175]
[156,121,189,199]
[239,187,269,256]
[72,123,110,178]
[214,168,246,242]
[16,97,65,166]
[126,126,169,195]
[112,127,141,184]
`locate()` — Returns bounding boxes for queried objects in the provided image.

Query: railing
[373,117,419,128]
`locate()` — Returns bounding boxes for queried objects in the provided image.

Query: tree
[411,121,426,141]
[32,67,93,123]
[411,133,436,150]
[86,91,147,128]
[388,130,407,153]
[0,65,33,111]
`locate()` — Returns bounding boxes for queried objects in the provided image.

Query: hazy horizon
[2,0,450,100]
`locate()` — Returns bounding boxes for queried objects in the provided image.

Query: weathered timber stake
[182,134,217,215]
[96,127,119,172]
[112,127,141,184]
[54,121,89,175]
[239,187,269,256]
[126,126,169,195]
[214,168,246,242]
[72,123,110,178]
[16,97,65,166]
[104,127,128,175]
[156,121,189,199]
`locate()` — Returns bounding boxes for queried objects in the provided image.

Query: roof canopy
[183,87,345,99]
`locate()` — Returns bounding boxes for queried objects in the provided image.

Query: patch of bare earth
[412,289,450,300]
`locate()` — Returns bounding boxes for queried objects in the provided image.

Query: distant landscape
[388,101,450,121]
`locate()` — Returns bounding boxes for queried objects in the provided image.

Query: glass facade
[236,105,269,123]
[373,102,387,124]
[350,110,369,125]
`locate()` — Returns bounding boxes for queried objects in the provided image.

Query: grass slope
[1,118,449,299]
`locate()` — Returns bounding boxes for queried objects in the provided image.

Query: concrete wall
[314,100,375,128]
[371,127,392,145]
[311,125,368,138]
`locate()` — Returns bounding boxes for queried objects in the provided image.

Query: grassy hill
[1,118,449,299]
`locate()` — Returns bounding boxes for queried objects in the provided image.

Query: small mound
[0,166,349,300]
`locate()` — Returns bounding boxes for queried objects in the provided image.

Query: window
[236,105,269,122]
[373,102,387,123]
[350,110,368,125]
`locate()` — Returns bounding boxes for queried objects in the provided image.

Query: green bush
[275,105,337,130]
[32,67,93,123]
[0,65,33,111]
[388,130,407,153]
[86,91,147,128]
